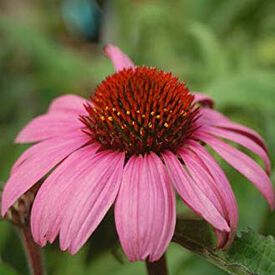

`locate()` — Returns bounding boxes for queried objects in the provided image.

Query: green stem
[19,226,46,275]
[145,254,169,275]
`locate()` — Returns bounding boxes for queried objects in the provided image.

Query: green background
[0,0,275,274]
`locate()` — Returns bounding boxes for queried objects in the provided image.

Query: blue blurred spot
[62,0,103,41]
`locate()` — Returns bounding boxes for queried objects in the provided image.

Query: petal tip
[14,132,26,144]
[217,221,230,233]
[103,43,114,55]
[103,44,135,72]
[68,245,79,255]
[31,229,47,247]
[1,192,10,217]
[37,238,47,247]
[1,206,7,217]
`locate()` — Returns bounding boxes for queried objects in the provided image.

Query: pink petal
[200,108,267,151]
[12,130,87,175]
[104,44,135,72]
[15,113,83,144]
[1,132,90,216]
[179,148,234,248]
[31,143,100,246]
[59,150,125,254]
[179,148,224,216]
[203,126,271,174]
[193,92,214,107]
[196,132,274,209]
[115,153,176,262]
[185,140,238,247]
[48,94,88,115]
[198,108,229,125]
[163,151,230,233]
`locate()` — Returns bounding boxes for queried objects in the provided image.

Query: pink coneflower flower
[1,45,274,262]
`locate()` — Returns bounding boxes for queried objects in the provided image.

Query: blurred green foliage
[0,0,275,274]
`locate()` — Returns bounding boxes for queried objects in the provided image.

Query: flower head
[1,45,274,262]
[82,66,198,155]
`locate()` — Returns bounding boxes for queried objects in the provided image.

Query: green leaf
[0,263,19,275]
[173,218,215,252]
[173,218,275,275]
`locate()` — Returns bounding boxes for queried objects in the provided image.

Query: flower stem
[19,226,46,275]
[145,254,169,275]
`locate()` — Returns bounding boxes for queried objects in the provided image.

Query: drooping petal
[104,44,135,72]
[115,153,176,262]
[179,147,235,248]
[163,151,230,233]
[196,132,274,209]
[15,113,83,144]
[1,131,90,216]
[185,140,238,247]
[48,94,88,115]
[200,108,267,151]
[203,126,271,174]
[31,143,100,246]
[193,92,214,108]
[59,150,125,254]
[179,148,224,216]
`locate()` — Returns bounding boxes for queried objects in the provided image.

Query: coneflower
[1,45,274,262]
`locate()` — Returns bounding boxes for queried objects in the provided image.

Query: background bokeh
[0,0,275,274]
